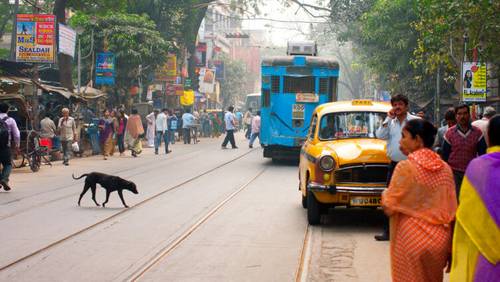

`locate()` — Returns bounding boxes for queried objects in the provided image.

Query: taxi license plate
[350,196,381,206]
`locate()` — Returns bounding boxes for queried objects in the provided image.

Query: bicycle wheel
[29,153,41,172]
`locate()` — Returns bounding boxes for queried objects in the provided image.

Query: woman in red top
[116,110,127,156]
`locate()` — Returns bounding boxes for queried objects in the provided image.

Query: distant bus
[245,93,261,112]
[260,41,340,160]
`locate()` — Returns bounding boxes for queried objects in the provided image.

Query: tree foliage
[219,56,251,108]
[413,0,500,73]
[70,12,171,90]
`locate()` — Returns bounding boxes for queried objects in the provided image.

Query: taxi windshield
[318,112,387,140]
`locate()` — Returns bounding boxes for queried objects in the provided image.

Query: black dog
[73,172,138,208]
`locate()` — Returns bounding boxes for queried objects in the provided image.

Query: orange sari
[382,148,457,282]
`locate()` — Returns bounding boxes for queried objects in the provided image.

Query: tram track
[128,168,267,281]
[0,149,205,221]
[0,148,205,207]
[0,148,257,272]
[295,224,312,282]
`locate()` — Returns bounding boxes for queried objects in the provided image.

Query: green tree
[220,57,251,108]
[70,12,171,96]
[53,0,127,90]
[413,0,500,72]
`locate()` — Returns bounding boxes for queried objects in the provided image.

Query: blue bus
[260,45,339,160]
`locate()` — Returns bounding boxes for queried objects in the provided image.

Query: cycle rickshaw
[0,94,51,172]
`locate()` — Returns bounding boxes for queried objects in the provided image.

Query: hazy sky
[241,0,329,46]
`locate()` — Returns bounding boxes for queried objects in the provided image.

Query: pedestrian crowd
[0,103,260,192]
[374,94,499,282]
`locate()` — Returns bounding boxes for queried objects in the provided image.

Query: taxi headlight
[319,155,335,172]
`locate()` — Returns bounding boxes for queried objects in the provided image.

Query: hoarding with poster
[462,62,487,102]
[95,52,115,85]
[155,54,177,82]
[58,23,76,58]
[15,14,56,63]
[198,67,216,94]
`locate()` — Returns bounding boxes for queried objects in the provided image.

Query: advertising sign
[198,67,216,94]
[58,23,76,58]
[155,54,177,82]
[296,93,318,103]
[15,14,56,63]
[95,52,115,85]
[462,62,487,102]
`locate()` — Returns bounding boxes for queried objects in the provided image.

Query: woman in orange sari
[382,119,457,282]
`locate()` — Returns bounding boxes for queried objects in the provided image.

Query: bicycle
[12,130,52,172]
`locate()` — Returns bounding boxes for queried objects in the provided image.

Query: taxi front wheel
[301,193,307,209]
[307,190,321,225]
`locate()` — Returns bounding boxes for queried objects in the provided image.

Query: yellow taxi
[299,100,391,224]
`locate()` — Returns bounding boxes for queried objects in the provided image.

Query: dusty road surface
[0,133,392,281]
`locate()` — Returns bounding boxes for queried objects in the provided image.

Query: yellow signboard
[155,54,177,82]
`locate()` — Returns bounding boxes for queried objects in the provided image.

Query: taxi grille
[335,165,388,184]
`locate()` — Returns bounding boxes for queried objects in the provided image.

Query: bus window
[262,89,270,107]
[319,78,328,94]
[262,76,270,84]
[284,76,315,93]
[329,77,338,101]
[271,76,280,93]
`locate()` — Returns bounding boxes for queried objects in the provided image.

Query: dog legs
[78,183,91,206]
[118,190,129,208]
[90,184,100,206]
[102,190,111,208]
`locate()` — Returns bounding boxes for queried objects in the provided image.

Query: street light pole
[77,37,81,95]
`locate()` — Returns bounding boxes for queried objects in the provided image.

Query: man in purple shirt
[0,103,20,191]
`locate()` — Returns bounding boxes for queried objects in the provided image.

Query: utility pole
[31,0,41,130]
[460,32,469,104]
[9,0,19,61]
[435,65,440,126]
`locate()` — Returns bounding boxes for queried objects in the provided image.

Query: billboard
[58,23,76,58]
[15,14,56,63]
[155,54,177,82]
[95,52,115,85]
[198,67,216,94]
[462,62,487,102]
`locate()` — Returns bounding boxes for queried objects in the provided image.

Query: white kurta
[146,112,156,147]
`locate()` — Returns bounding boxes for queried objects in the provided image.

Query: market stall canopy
[78,86,107,99]
[40,84,83,101]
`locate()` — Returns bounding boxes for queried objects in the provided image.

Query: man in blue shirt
[182,109,195,144]
[375,94,419,241]
[221,106,238,149]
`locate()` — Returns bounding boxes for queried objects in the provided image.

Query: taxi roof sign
[352,100,373,106]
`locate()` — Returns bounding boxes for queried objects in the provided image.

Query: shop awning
[40,84,80,100]
[78,86,107,99]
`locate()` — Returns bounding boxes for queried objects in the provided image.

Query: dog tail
[72,173,89,180]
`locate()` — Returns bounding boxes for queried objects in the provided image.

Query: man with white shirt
[221,106,238,149]
[375,94,419,241]
[472,106,496,145]
[154,108,170,155]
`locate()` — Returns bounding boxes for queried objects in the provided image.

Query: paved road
[0,133,391,281]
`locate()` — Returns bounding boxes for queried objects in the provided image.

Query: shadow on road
[321,207,385,228]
